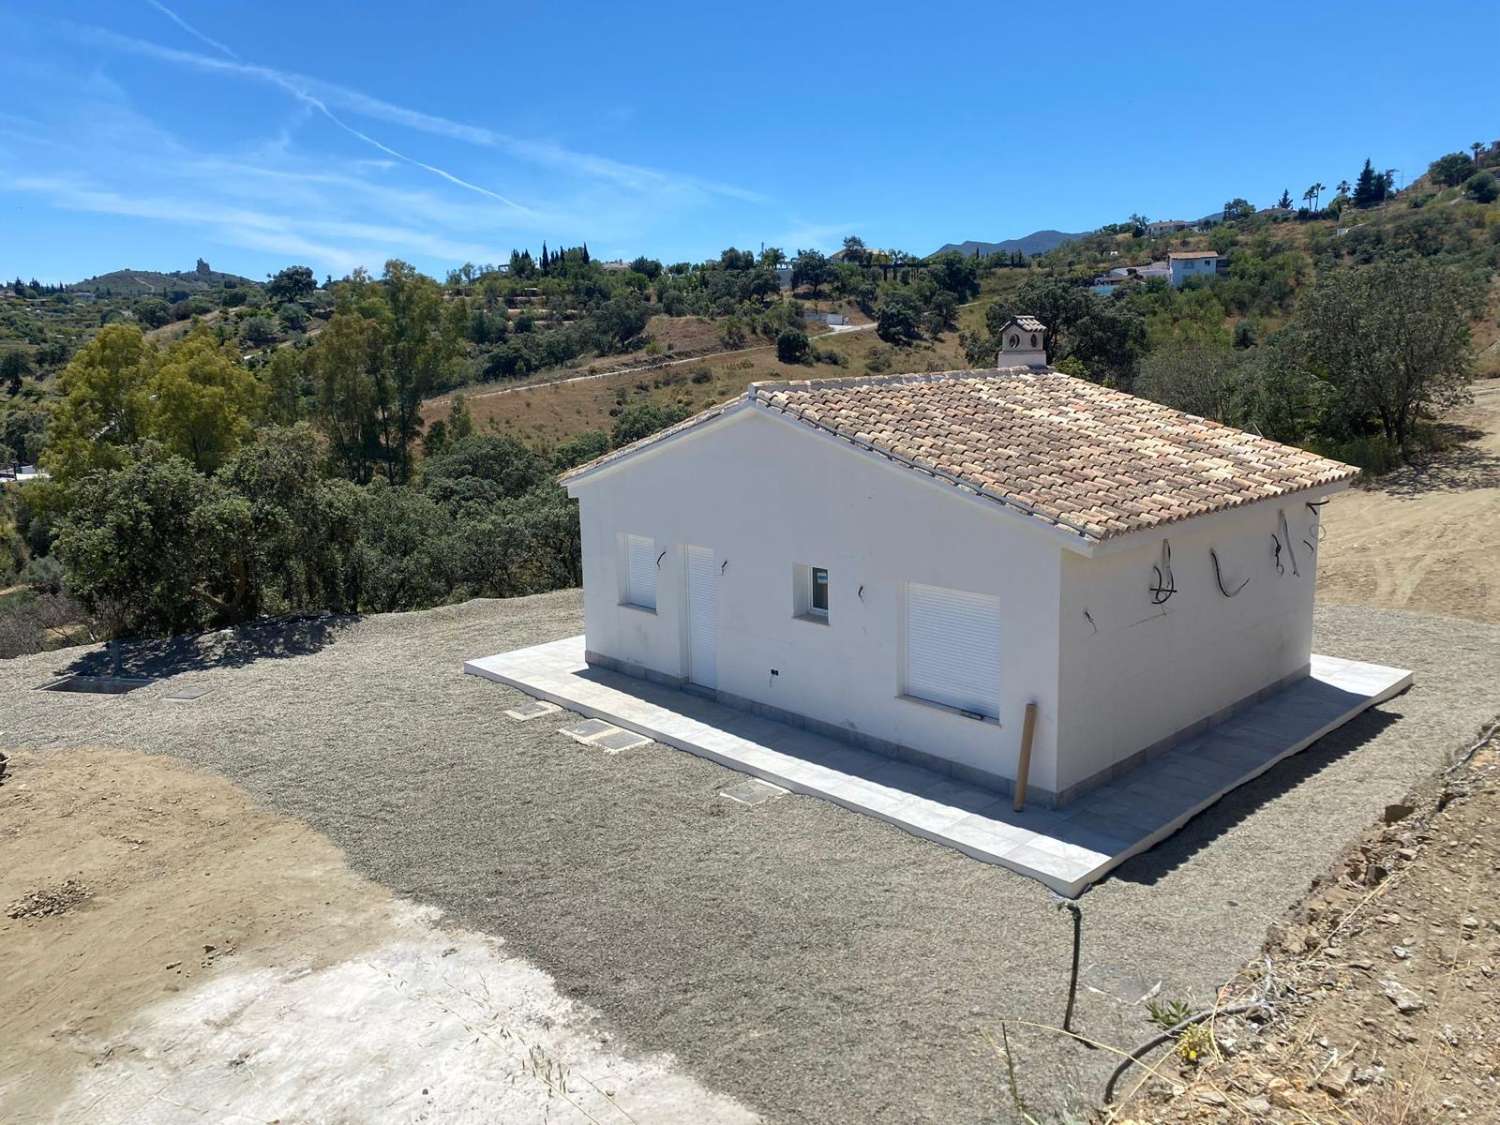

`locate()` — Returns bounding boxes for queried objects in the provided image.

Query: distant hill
[68,259,259,298]
[929,230,1087,259]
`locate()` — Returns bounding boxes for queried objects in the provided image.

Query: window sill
[897,693,1000,726]
[618,602,657,616]
[793,613,830,626]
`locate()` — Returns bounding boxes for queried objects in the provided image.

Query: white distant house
[559,323,1358,807]
[0,463,47,488]
[1168,250,1222,287]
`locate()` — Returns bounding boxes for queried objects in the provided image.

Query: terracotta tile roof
[752,369,1356,540]
[563,368,1357,542]
[1168,250,1220,260]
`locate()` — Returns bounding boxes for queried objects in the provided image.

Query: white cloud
[78,23,768,205]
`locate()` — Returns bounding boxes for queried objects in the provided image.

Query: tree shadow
[1108,705,1401,888]
[1366,423,1500,497]
[62,612,358,679]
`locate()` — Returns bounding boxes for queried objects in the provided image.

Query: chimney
[997,316,1048,369]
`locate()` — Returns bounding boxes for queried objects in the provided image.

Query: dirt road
[1319,381,1500,624]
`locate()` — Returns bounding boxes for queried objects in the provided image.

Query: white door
[685,545,718,689]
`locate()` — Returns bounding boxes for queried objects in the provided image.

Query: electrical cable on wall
[1149,540,1176,605]
[1083,608,1098,635]
[1277,510,1299,576]
[655,551,666,569]
[1271,534,1284,575]
[1210,548,1248,597]
[1305,497,1328,550]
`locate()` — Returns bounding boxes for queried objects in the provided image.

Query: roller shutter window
[624,534,657,610]
[905,583,1001,718]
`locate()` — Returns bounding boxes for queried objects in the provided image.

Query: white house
[1168,250,1221,287]
[560,336,1356,807]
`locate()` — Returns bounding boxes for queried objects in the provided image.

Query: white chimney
[996,316,1048,369]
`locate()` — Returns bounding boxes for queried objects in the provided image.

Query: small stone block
[720,778,788,806]
[559,718,614,743]
[593,729,651,753]
[505,699,561,721]
[163,685,212,702]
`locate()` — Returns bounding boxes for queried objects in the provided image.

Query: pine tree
[1353,159,1379,208]
[1277,188,1293,209]
[582,243,590,264]
[541,242,550,272]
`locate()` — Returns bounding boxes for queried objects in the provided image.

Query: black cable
[1277,510,1299,576]
[1058,900,1091,1046]
[1102,1002,1269,1104]
[1210,548,1248,597]
[1271,534,1284,576]
[1149,540,1176,604]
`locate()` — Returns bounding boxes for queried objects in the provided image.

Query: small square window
[793,563,829,623]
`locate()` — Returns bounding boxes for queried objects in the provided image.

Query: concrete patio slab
[466,638,1411,896]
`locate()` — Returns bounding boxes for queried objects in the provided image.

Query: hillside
[929,229,1084,258]
[67,259,258,297]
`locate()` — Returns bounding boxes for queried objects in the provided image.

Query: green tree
[776,326,812,363]
[54,446,212,635]
[149,326,264,473]
[926,252,980,301]
[1222,197,1255,221]
[1428,152,1475,188]
[1135,341,1242,421]
[876,290,924,345]
[611,402,689,446]
[44,324,155,482]
[1353,159,1383,208]
[1292,261,1481,451]
[1464,170,1498,203]
[242,316,279,347]
[134,298,171,329]
[2,349,33,394]
[791,250,833,298]
[263,346,305,426]
[267,265,317,304]
[311,311,384,483]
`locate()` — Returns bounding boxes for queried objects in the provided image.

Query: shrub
[1464,170,1498,204]
[20,554,64,595]
[776,327,811,364]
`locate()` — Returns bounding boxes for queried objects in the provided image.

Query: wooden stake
[1013,701,1038,812]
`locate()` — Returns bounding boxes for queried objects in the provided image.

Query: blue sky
[2,1,1496,284]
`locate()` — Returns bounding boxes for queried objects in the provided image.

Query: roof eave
[559,398,752,492]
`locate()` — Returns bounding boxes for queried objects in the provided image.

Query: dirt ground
[2,594,1497,1124]
[0,747,755,1124]
[1319,380,1500,624]
[1107,729,1500,1124]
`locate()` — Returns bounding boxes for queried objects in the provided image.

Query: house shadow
[1367,424,1500,498]
[1106,704,1402,889]
[62,612,358,680]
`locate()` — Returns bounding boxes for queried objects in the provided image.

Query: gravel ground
[3,591,1497,1124]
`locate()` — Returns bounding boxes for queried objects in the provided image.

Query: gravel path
[3,592,1496,1124]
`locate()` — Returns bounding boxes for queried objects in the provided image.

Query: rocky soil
[1106,724,1500,1124]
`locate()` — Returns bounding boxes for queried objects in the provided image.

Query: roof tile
[561,368,1358,541]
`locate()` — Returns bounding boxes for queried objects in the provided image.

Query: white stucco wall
[1168,256,1218,287]
[1053,489,1336,796]
[570,408,1068,794]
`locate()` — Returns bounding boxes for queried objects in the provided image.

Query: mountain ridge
[929,230,1086,259]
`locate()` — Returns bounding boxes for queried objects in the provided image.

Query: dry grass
[431,326,972,446]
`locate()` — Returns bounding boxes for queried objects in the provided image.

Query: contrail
[139,1,533,214]
[144,0,238,60]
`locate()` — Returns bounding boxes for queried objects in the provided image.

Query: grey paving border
[465,638,1412,896]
